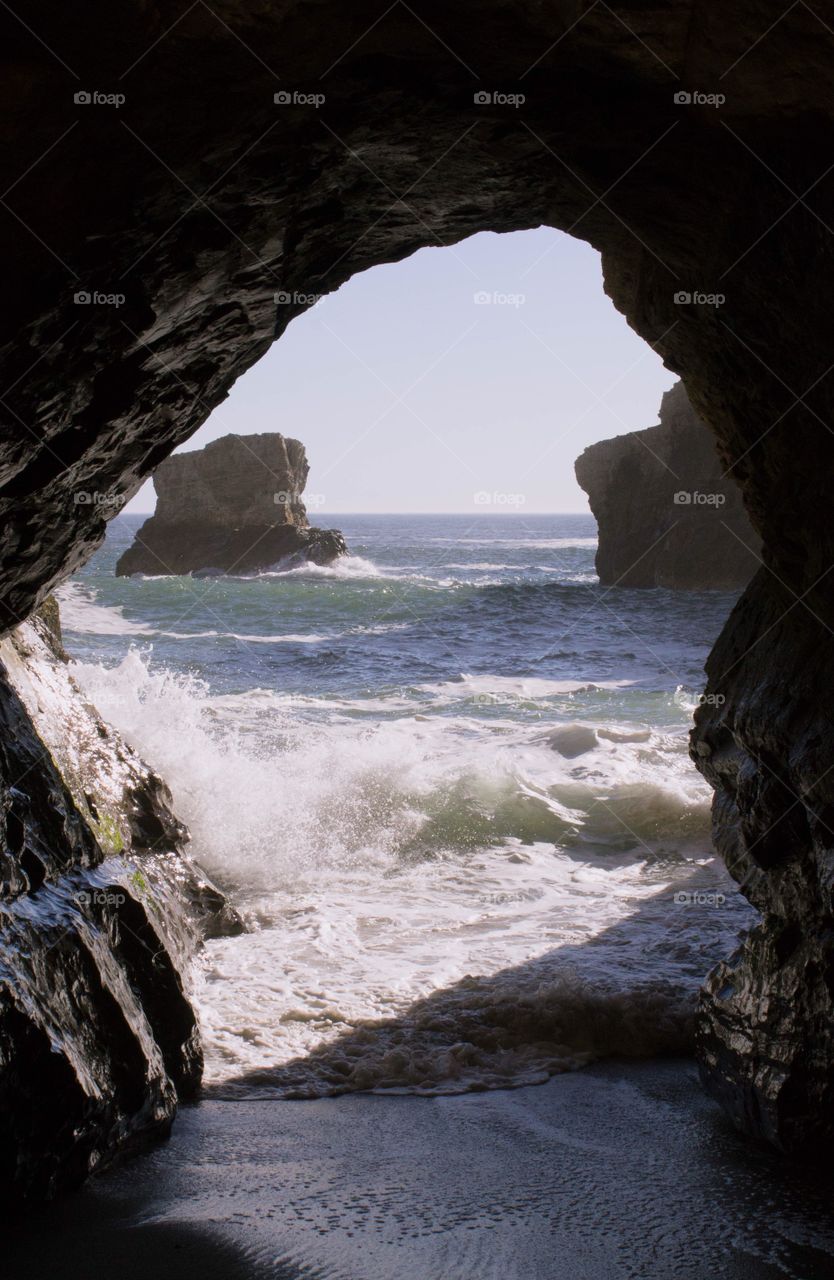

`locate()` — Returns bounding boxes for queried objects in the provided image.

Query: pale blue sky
[126,228,675,514]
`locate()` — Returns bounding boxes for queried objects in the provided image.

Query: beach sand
[7,1060,834,1280]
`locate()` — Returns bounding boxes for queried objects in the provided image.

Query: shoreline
[8,1058,834,1279]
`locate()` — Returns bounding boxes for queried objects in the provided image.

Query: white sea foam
[261,555,383,579]
[57,579,411,646]
[442,562,523,571]
[429,537,599,550]
[419,673,634,700]
[56,581,154,635]
[70,647,753,1096]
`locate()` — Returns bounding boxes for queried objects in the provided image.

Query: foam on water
[260,554,383,579]
[56,581,154,635]
[58,512,751,1098]
[419,673,635,700]
[71,644,753,1098]
[430,537,600,549]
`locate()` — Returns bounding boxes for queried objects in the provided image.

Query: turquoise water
[63,512,729,707]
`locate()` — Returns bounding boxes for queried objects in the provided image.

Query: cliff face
[575,383,761,589]
[0,605,239,1199]
[691,578,834,1154]
[116,434,346,576]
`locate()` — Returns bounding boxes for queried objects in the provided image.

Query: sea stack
[575,382,761,590]
[116,433,346,576]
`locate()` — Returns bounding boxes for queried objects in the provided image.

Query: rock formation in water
[575,383,760,589]
[116,433,346,576]
[2,1,834,1183]
[0,602,240,1199]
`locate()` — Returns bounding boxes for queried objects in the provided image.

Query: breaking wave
[71,646,752,1096]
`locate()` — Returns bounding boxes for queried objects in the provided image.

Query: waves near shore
[60,513,753,1097]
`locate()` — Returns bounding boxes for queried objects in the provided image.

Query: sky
[125,227,676,514]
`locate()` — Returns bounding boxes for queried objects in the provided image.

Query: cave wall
[1,1,834,1166]
[0,609,197,1197]
[3,2,833,624]
[0,605,243,1197]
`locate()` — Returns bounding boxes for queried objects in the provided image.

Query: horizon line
[120,508,595,517]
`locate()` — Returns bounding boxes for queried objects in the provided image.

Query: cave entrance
[52,228,752,1098]
[5,0,834,1196]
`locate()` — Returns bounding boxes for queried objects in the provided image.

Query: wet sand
[7,1060,834,1280]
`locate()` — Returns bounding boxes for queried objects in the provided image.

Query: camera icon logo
[273,91,291,105]
[673,291,692,305]
[74,290,91,305]
[673,491,692,505]
[674,90,692,104]
[74,90,92,105]
[473,91,492,105]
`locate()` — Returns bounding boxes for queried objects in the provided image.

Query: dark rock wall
[1,3,834,1165]
[0,667,192,1198]
[576,382,761,589]
[4,3,833,624]
[115,431,346,575]
[691,575,834,1154]
[0,607,238,1198]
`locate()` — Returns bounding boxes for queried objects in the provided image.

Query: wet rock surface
[575,382,760,589]
[0,604,240,1199]
[691,573,834,1155]
[116,432,346,576]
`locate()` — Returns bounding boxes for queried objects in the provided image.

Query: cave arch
[3,2,834,1166]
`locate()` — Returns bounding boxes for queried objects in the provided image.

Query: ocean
[57,512,755,1098]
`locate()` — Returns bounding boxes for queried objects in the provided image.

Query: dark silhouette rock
[116,433,346,576]
[575,382,760,589]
